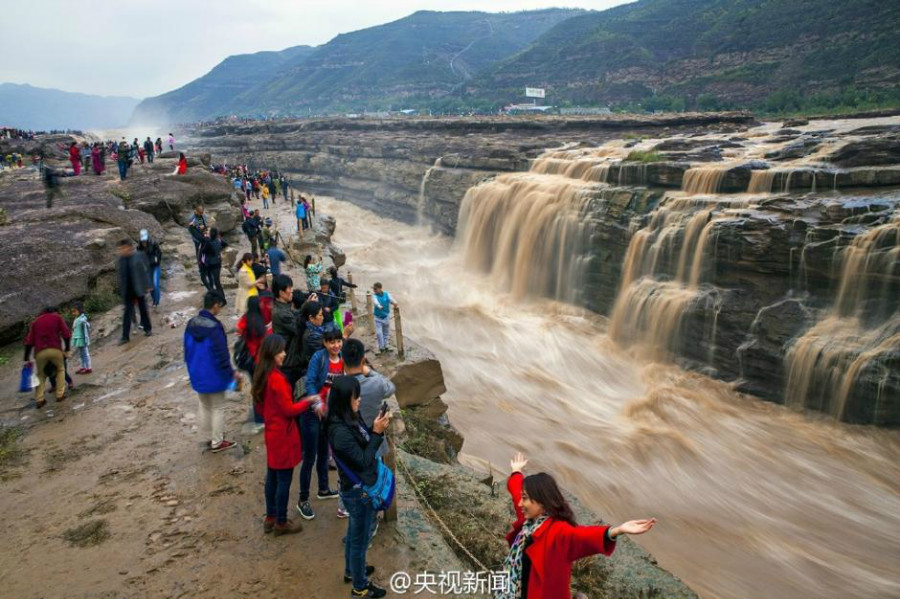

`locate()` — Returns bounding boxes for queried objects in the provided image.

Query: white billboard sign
[525,87,546,99]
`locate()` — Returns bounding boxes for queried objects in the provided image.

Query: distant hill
[130,8,584,122]
[0,83,140,130]
[131,45,316,124]
[468,0,900,112]
[130,0,900,122]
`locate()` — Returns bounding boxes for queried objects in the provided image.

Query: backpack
[232,338,254,373]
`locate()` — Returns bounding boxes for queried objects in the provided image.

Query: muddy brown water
[313,196,900,599]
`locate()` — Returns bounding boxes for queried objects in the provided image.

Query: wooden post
[366,291,375,338]
[383,429,398,523]
[348,271,359,314]
[311,196,317,217]
[393,304,405,360]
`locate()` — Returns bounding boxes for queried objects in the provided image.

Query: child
[71,302,92,374]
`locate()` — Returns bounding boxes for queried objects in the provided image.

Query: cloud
[0,0,625,98]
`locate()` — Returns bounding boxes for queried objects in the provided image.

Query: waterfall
[457,173,597,304]
[608,199,723,355]
[417,157,442,225]
[747,170,777,194]
[682,167,729,195]
[784,219,900,421]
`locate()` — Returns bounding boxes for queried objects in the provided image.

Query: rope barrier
[396,454,491,572]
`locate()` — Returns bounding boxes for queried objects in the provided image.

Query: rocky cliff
[191,113,900,426]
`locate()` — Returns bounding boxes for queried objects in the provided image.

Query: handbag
[332,451,395,511]
[232,338,254,373]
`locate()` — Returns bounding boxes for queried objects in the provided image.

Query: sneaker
[75,368,86,375]
[297,501,315,520]
[144,330,152,337]
[343,566,375,583]
[351,583,386,598]
[263,516,275,534]
[35,399,46,409]
[83,369,92,374]
[273,519,303,536]
[337,506,349,519]
[317,488,340,500]
[210,440,238,453]
[117,338,129,346]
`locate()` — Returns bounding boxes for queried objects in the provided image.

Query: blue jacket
[184,309,234,393]
[305,348,331,397]
[296,203,306,218]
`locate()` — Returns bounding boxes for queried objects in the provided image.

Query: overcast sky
[0,1,627,99]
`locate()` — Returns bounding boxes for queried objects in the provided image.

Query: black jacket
[117,253,151,300]
[326,417,384,490]
[329,276,356,302]
[139,240,162,267]
[202,239,226,266]
[271,300,304,370]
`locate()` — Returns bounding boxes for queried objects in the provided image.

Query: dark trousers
[299,410,330,501]
[207,263,225,303]
[117,161,128,180]
[122,295,151,340]
[265,467,294,524]
[193,241,210,288]
[342,487,376,590]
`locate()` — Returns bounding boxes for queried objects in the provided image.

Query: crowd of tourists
[19,155,657,598]
[2,126,85,139]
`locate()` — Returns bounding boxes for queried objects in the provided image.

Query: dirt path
[0,194,442,598]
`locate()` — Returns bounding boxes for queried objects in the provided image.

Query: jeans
[151,265,161,306]
[117,160,128,180]
[265,467,294,524]
[262,196,269,209]
[122,295,151,340]
[298,411,330,501]
[342,487,376,590]
[78,346,91,370]
[207,263,225,303]
[374,316,391,350]
[198,391,227,446]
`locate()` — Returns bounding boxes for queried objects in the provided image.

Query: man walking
[242,210,262,256]
[144,137,155,163]
[184,291,239,453]
[23,306,72,408]
[267,238,287,277]
[117,239,153,345]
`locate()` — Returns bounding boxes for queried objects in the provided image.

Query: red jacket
[177,157,187,175]
[505,473,616,599]
[262,369,313,469]
[24,312,71,357]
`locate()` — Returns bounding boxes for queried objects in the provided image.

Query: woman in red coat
[499,453,656,599]
[251,334,322,536]
[176,152,188,175]
[68,142,81,176]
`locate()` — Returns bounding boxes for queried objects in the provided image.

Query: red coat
[262,369,313,469]
[177,157,187,175]
[505,473,616,599]
[24,312,71,355]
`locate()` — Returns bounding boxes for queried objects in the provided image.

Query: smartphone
[379,401,388,417]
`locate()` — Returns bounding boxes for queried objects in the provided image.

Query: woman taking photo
[252,335,322,536]
[304,254,323,293]
[234,253,258,317]
[498,452,656,599]
[325,376,391,598]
